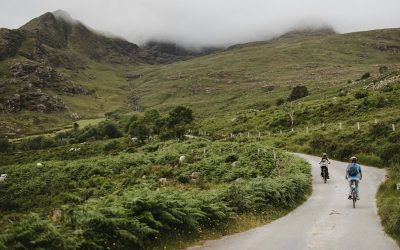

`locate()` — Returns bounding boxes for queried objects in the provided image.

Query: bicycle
[319,161,330,184]
[350,180,358,208]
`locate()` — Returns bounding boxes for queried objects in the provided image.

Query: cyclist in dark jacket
[319,153,331,179]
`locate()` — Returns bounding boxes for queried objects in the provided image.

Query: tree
[281,101,303,129]
[164,106,194,139]
[128,120,150,143]
[99,122,121,138]
[168,106,193,127]
[288,85,309,101]
[283,102,295,128]
[143,109,162,134]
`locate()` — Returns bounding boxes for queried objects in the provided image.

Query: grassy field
[0,138,311,249]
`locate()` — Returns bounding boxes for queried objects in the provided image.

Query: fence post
[273,149,277,160]
[393,124,396,132]
[306,126,309,133]
[258,132,261,138]
[203,147,206,155]
[247,132,250,138]
[339,122,342,130]
[357,122,360,130]
[257,148,260,155]
[280,130,282,135]
[375,119,378,124]
[291,127,294,132]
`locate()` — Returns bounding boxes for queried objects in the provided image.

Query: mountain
[0,10,202,136]
[1,10,400,137]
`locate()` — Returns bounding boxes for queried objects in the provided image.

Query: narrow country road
[189,153,399,250]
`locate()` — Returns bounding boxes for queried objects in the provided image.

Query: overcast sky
[0,0,399,48]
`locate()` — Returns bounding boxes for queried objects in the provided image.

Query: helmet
[351,156,357,162]
[322,153,327,157]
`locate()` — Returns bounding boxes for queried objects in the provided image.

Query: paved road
[189,153,398,250]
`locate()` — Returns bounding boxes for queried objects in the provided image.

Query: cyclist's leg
[348,179,352,198]
[355,179,360,198]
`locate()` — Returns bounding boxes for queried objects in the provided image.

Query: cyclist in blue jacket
[345,156,363,200]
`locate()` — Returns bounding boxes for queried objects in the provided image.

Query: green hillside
[1,11,400,249]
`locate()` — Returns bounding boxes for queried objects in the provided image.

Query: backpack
[348,163,359,177]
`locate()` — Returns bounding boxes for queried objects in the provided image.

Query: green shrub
[380,143,400,163]
[0,213,67,249]
[288,86,309,101]
[0,137,11,152]
[361,72,371,79]
[354,90,368,99]
[357,153,383,167]
[19,136,60,151]
[276,98,285,106]
[103,140,120,152]
[369,122,391,138]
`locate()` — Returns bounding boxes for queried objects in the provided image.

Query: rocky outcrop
[0,28,23,60]
[1,91,65,113]
[0,60,88,113]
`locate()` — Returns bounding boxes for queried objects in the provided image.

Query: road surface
[189,153,398,250]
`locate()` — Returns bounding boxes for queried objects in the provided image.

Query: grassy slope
[0,138,311,249]
[128,29,400,114]
[2,28,400,136]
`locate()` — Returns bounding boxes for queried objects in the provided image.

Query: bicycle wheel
[352,190,356,208]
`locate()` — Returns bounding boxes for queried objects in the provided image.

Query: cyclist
[345,156,362,200]
[319,153,331,179]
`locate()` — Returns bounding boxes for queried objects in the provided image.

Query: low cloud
[0,0,399,48]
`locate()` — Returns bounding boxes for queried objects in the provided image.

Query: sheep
[231,161,238,167]
[178,155,186,166]
[131,137,138,142]
[191,172,200,179]
[37,162,43,167]
[159,178,168,185]
[0,174,7,182]
[69,147,81,152]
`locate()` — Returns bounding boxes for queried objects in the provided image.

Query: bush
[369,122,391,138]
[98,121,122,139]
[354,90,368,99]
[225,154,239,163]
[276,98,285,106]
[0,213,67,249]
[0,137,11,153]
[288,86,309,101]
[103,140,120,152]
[379,66,388,74]
[361,72,370,79]
[380,143,400,163]
[357,153,383,167]
[19,136,60,151]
